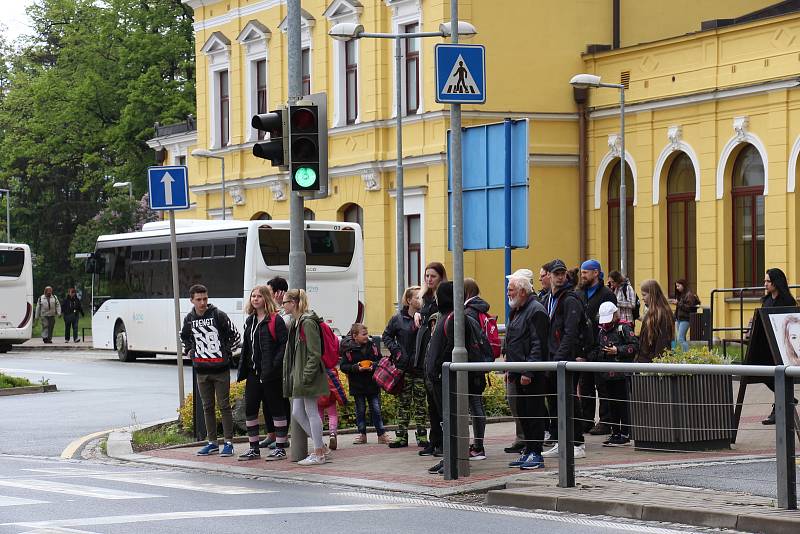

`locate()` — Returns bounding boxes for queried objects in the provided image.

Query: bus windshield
[259,228,355,268]
[0,250,25,278]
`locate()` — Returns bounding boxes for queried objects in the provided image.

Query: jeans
[676,320,690,352]
[514,376,546,454]
[196,370,233,443]
[354,394,385,436]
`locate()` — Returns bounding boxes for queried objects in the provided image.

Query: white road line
[0,480,163,500]
[0,367,71,376]
[4,504,416,529]
[332,493,704,534]
[88,474,277,495]
[0,495,49,507]
[19,528,100,534]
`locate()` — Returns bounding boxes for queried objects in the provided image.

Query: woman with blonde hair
[637,280,674,363]
[282,289,330,465]
[236,285,289,460]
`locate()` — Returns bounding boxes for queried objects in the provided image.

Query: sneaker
[323,445,333,461]
[238,448,260,461]
[541,444,559,458]
[508,452,531,468]
[762,405,776,425]
[589,423,612,435]
[265,448,287,461]
[377,434,390,445]
[388,437,408,448]
[353,434,367,445]
[297,454,326,466]
[468,444,486,461]
[219,442,234,457]
[427,460,444,474]
[520,452,545,470]
[270,440,288,450]
[574,444,586,458]
[419,443,436,456]
[602,434,631,447]
[259,435,276,448]
[432,447,443,457]
[329,435,338,451]
[503,442,525,454]
[196,442,219,456]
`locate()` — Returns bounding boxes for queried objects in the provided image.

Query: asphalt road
[0,455,722,534]
[0,348,198,457]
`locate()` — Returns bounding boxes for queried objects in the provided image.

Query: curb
[61,416,177,460]
[0,384,57,396]
[15,344,96,352]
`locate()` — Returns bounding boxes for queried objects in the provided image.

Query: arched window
[732,144,765,288]
[251,211,271,220]
[340,203,363,228]
[303,208,315,221]
[607,160,634,277]
[666,153,696,296]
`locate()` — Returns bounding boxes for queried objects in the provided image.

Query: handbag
[373,355,405,395]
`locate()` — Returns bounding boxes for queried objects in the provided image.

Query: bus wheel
[114,323,136,362]
[0,343,11,353]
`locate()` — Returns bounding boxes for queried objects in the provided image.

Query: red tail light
[356,300,364,323]
[18,302,32,328]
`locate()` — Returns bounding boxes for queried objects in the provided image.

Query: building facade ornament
[667,125,682,152]
[608,133,622,157]
[733,116,749,142]
[362,168,381,191]
[228,185,245,206]
[269,180,286,201]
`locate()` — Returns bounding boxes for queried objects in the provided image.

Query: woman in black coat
[761,268,797,424]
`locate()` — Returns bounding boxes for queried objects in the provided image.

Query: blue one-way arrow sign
[148,166,189,210]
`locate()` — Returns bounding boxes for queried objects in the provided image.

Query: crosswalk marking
[0,495,49,507]
[20,528,99,534]
[0,479,163,500]
[88,474,276,495]
[5,504,417,529]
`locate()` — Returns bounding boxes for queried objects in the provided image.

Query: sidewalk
[106,381,800,533]
[17,337,94,350]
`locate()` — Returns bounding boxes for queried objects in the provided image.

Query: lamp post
[0,189,10,242]
[569,74,627,276]
[191,150,226,221]
[329,20,477,311]
[112,181,133,199]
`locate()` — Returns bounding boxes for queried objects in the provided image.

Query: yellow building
[150,0,792,336]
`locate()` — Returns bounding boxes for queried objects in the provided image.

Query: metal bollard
[775,366,797,510]
[556,361,575,488]
[443,363,458,480]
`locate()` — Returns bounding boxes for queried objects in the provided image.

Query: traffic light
[288,103,322,191]
[252,108,288,167]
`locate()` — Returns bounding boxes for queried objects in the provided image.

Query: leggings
[244,374,288,448]
[318,403,339,435]
[292,396,324,450]
[468,395,486,448]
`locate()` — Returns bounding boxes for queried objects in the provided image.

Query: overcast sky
[0,0,34,44]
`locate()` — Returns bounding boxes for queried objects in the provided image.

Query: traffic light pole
[287,0,308,462]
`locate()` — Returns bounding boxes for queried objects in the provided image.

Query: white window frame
[201,32,232,149]
[325,0,363,126]
[386,0,423,118]
[389,185,426,286]
[237,21,271,143]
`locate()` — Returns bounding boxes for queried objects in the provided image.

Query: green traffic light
[294,166,317,188]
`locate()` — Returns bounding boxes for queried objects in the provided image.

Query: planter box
[630,374,734,451]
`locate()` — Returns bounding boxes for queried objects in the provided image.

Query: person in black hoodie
[340,323,388,444]
[761,267,798,424]
[62,288,83,343]
[383,285,428,448]
[180,284,241,457]
[464,278,490,460]
[575,259,617,436]
[236,285,289,461]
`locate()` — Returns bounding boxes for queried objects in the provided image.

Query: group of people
[34,286,84,343]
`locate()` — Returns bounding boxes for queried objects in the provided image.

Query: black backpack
[623,282,641,322]
[444,312,495,363]
[564,293,596,359]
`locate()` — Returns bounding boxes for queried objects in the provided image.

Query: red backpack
[477,312,501,359]
[300,316,340,369]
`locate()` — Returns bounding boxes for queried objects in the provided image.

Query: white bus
[88,219,365,361]
[0,243,34,352]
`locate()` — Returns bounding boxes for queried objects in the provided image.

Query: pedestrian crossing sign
[435,44,486,104]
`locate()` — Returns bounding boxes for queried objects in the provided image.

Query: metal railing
[442,360,799,510]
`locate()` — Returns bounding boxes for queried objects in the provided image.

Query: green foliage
[653,345,729,365]
[132,422,193,451]
[0,0,195,294]
[0,373,34,388]
[32,313,91,338]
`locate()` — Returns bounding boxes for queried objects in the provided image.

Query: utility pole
[287,0,308,462]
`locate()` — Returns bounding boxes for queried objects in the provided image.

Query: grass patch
[132,422,193,452]
[32,314,92,339]
[0,372,33,389]
[99,439,107,455]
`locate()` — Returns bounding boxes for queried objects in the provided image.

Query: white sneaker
[542,444,559,458]
[323,446,333,461]
[297,454,326,466]
[541,443,586,458]
[574,444,586,458]
[543,430,551,441]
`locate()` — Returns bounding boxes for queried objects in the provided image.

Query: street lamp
[191,149,226,221]
[329,20,477,311]
[569,73,628,276]
[0,189,10,242]
[112,181,133,199]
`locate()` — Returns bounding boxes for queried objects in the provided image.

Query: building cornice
[187,0,286,32]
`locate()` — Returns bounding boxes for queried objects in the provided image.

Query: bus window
[0,250,25,278]
[258,228,355,268]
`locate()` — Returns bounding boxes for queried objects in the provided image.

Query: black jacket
[424,311,457,385]
[576,283,617,329]
[503,294,549,380]
[590,321,639,380]
[414,293,439,372]
[674,291,700,321]
[465,296,490,322]
[180,304,241,374]
[339,336,381,396]
[63,295,83,316]
[237,313,288,383]
[382,308,418,371]
[544,285,584,361]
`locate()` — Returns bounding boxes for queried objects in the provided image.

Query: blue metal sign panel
[435,44,486,104]
[448,119,529,250]
[148,166,190,211]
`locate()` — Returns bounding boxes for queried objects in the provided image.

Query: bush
[654,346,729,365]
[177,371,511,434]
[0,372,33,389]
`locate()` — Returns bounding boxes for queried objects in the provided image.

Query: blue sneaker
[197,442,219,456]
[508,452,530,468]
[220,442,234,457]
[520,452,545,470]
